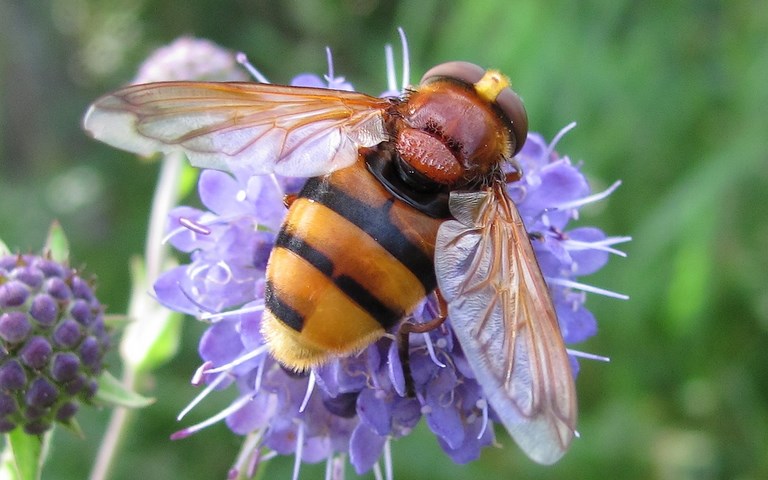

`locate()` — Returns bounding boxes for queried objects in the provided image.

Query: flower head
[0,253,110,434]
[133,36,248,84]
[153,33,629,478]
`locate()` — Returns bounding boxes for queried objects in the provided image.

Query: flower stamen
[547,277,630,300]
[199,302,265,321]
[545,121,577,158]
[236,52,270,83]
[383,439,393,480]
[397,26,410,91]
[323,47,339,86]
[566,349,611,362]
[422,332,447,368]
[172,390,254,439]
[292,422,305,480]
[204,345,269,375]
[384,44,397,95]
[178,371,229,421]
[555,180,623,211]
[179,217,212,235]
[299,370,317,413]
[191,360,214,386]
[562,235,632,257]
[476,398,489,439]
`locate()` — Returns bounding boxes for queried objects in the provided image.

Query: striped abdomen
[261,159,443,370]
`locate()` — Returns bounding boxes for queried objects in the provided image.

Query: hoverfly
[83,60,576,464]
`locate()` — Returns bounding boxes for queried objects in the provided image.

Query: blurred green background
[1,0,767,478]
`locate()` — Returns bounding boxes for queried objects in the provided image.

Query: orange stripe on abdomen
[262,160,443,368]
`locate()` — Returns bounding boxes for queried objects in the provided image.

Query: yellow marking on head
[474,70,510,103]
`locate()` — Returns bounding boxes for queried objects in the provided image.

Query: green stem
[89,153,184,480]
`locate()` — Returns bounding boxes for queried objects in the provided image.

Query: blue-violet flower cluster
[151,36,630,478]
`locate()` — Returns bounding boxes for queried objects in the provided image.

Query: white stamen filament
[178,372,229,421]
[253,354,266,392]
[373,463,383,480]
[384,44,397,94]
[179,392,254,435]
[422,332,446,368]
[231,429,265,479]
[187,262,210,282]
[204,345,269,374]
[199,302,265,321]
[324,455,333,480]
[545,121,577,158]
[546,277,630,300]
[211,260,234,285]
[269,174,286,199]
[292,422,305,480]
[236,52,270,84]
[567,348,611,362]
[383,439,393,480]
[476,398,489,440]
[323,47,342,86]
[260,450,277,463]
[324,456,332,480]
[397,26,410,91]
[555,180,623,211]
[563,235,632,257]
[325,454,345,480]
[299,370,316,413]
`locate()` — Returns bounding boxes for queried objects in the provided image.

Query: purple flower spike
[145,35,629,478]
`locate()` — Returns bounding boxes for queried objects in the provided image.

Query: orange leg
[283,193,298,209]
[504,157,523,183]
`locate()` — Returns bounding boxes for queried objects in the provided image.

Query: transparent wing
[83,81,390,176]
[434,183,576,465]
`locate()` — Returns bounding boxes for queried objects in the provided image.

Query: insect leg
[504,157,523,183]
[398,290,448,396]
[283,193,298,209]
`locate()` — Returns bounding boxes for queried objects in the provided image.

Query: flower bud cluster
[0,254,110,434]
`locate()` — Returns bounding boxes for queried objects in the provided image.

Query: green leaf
[1,429,52,480]
[178,160,200,200]
[44,222,69,264]
[95,371,155,408]
[0,238,10,256]
[57,418,84,439]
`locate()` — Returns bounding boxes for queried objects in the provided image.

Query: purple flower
[133,36,249,84]
[152,33,629,479]
[0,253,110,434]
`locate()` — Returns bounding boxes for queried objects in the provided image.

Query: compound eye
[496,88,528,155]
[421,62,528,155]
[420,61,486,85]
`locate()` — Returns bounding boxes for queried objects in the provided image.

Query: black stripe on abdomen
[301,179,437,293]
[264,280,304,332]
[272,231,404,330]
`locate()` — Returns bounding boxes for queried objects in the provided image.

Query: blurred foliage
[1,0,767,479]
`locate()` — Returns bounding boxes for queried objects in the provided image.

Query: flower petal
[349,422,386,474]
[356,388,392,436]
